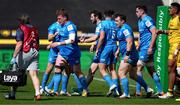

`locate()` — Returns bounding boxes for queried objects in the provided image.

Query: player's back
[100,19,117,46]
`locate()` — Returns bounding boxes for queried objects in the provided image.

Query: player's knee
[118,70,124,78]
[88,68,94,75]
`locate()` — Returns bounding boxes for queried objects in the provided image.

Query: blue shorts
[139,49,154,62]
[65,57,80,66]
[99,45,117,65]
[121,51,138,66]
[92,54,100,63]
[48,47,59,64]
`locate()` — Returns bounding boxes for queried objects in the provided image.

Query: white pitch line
[94,77,136,88]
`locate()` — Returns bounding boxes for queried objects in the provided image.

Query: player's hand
[47,44,51,50]
[80,38,85,43]
[89,45,94,53]
[50,42,59,48]
[156,30,164,34]
[95,50,99,57]
[148,47,153,55]
[54,32,59,36]
[124,56,129,63]
[79,35,85,42]
[173,49,179,60]
[10,57,16,64]
[115,51,119,59]
[136,45,140,51]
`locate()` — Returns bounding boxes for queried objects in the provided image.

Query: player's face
[169,6,178,16]
[115,17,121,27]
[57,15,66,24]
[90,13,97,24]
[136,8,142,18]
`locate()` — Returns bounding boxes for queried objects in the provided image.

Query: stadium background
[0,0,163,70]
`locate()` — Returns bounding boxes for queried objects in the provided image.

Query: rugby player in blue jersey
[71,10,103,96]
[40,10,63,96]
[80,10,102,86]
[114,14,154,98]
[41,9,82,96]
[95,9,119,96]
[49,9,89,96]
[80,10,121,96]
[135,5,164,96]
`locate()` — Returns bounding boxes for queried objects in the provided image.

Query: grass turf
[0,71,180,105]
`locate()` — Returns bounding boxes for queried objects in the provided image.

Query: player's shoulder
[16,28,23,34]
[49,22,59,28]
[101,20,107,24]
[174,15,180,22]
[66,21,75,26]
[66,21,77,31]
[66,21,76,27]
[143,15,153,21]
[97,21,103,27]
[122,24,131,30]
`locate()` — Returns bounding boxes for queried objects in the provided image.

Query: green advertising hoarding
[0,50,94,71]
[155,6,170,92]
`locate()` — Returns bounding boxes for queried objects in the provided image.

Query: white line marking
[94,77,136,88]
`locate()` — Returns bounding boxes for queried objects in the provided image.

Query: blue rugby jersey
[57,21,81,59]
[116,23,138,60]
[100,19,117,47]
[138,15,155,50]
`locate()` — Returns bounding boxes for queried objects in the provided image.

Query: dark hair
[136,5,148,13]
[56,8,69,20]
[171,2,180,13]
[90,10,102,20]
[114,14,126,22]
[104,9,115,17]
[18,14,30,24]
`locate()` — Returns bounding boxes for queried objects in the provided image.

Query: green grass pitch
[0,70,180,105]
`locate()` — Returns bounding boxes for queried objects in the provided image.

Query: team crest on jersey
[145,21,152,27]
[67,25,73,31]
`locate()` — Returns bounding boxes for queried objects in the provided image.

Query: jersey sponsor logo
[4,75,18,82]
[145,20,152,27]
[123,29,130,36]
[67,25,74,31]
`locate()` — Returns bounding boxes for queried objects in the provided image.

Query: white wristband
[57,42,61,45]
[65,39,72,44]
